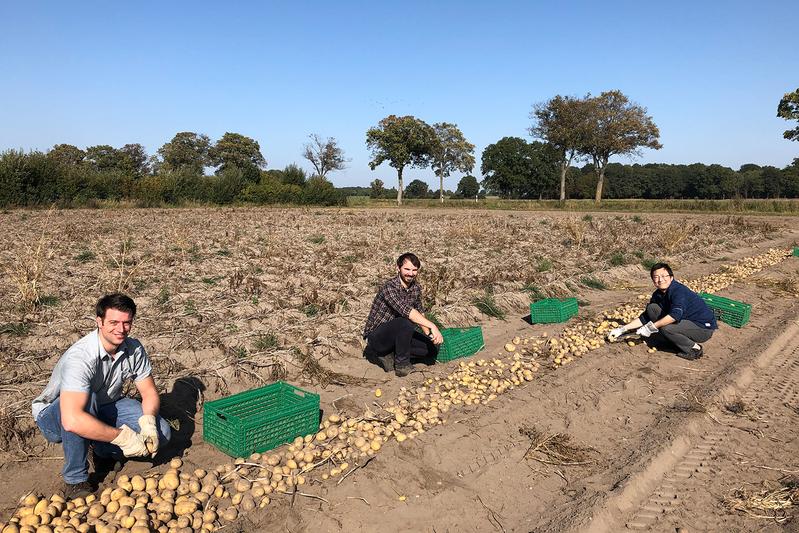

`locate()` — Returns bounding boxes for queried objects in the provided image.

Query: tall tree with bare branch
[430,122,475,203]
[302,134,347,179]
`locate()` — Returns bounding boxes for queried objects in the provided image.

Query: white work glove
[111,425,150,458]
[636,321,659,338]
[607,327,626,342]
[138,415,159,457]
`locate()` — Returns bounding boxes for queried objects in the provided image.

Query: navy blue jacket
[640,279,718,329]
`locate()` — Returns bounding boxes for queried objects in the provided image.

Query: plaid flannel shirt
[363,276,424,338]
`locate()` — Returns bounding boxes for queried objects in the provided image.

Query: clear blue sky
[1,1,796,188]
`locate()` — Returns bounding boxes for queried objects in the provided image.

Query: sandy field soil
[0,207,798,532]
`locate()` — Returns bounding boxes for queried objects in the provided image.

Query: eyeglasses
[652,275,672,280]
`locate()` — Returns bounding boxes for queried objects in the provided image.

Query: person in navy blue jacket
[607,263,717,360]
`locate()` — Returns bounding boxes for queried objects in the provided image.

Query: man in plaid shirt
[363,253,443,377]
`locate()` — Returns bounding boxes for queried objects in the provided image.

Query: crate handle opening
[216,412,227,421]
[293,390,306,398]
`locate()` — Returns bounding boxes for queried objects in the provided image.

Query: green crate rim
[438,326,484,363]
[530,297,578,324]
[203,381,320,457]
[699,292,751,328]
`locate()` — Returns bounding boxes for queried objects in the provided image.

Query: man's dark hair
[396,252,421,269]
[96,293,137,319]
[650,262,674,278]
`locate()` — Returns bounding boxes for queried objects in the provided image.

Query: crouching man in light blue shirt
[32,293,172,499]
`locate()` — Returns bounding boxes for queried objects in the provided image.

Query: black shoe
[395,364,412,377]
[63,480,93,500]
[677,346,703,360]
[378,355,395,372]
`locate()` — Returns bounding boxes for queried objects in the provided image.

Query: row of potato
[522,248,791,367]
[2,248,790,533]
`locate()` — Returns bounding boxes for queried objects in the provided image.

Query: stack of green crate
[203,381,319,457]
[438,327,485,363]
[792,247,799,257]
[530,297,579,324]
[699,293,751,328]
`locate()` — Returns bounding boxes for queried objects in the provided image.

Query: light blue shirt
[32,329,152,421]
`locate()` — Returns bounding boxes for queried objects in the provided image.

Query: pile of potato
[684,248,790,294]
[519,248,792,367]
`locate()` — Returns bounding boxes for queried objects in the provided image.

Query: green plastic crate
[438,327,485,363]
[530,297,578,324]
[793,247,799,257]
[203,381,320,457]
[699,293,751,328]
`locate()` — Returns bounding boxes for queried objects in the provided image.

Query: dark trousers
[646,303,713,354]
[366,317,437,367]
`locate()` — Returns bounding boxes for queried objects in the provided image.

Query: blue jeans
[36,394,172,484]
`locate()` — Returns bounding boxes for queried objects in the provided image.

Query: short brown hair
[96,293,137,319]
[396,252,421,269]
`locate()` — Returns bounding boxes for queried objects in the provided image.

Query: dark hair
[396,252,421,269]
[650,262,673,278]
[96,293,137,319]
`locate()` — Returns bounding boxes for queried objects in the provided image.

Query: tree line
[1,88,796,207]
[0,132,348,207]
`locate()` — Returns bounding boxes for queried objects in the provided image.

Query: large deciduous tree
[47,144,86,167]
[430,122,475,203]
[481,137,558,198]
[456,175,480,199]
[404,179,429,198]
[85,145,121,172]
[302,134,347,179]
[581,91,662,203]
[158,132,211,175]
[778,88,799,141]
[118,143,150,178]
[530,95,590,202]
[366,115,437,205]
[209,132,266,181]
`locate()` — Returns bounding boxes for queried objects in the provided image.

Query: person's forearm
[140,392,160,418]
[653,315,676,329]
[65,411,121,443]
[624,318,644,331]
[408,309,436,332]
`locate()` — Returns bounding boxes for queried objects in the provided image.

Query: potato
[119,516,135,529]
[162,473,180,491]
[34,526,53,533]
[173,501,198,516]
[221,508,238,522]
[18,516,39,528]
[240,495,256,512]
[169,458,183,469]
[231,493,243,506]
[234,479,251,492]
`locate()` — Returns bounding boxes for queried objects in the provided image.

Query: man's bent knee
[646,303,662,321]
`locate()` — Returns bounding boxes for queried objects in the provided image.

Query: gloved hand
[138,415,159,457]
[111,425,149,457]
[607,327,626,342]
[636,321,659,338]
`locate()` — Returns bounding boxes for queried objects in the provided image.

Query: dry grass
[0,208,786,458]
[519,424,596,466]
[724,478,799,524]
